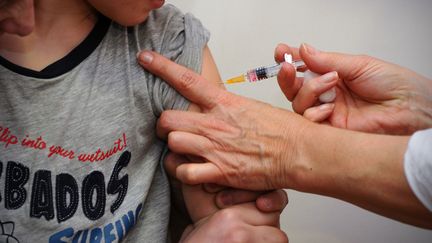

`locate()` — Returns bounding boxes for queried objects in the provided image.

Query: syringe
[225,54,336,103]
[225,54,302,84]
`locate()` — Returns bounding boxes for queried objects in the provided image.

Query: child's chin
[117,14,150,27]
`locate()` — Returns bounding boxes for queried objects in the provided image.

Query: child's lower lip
[152,0,165,8]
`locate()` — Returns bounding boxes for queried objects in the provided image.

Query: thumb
[300,43,370,80]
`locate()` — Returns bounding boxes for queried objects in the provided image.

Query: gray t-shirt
[0,4,209,243]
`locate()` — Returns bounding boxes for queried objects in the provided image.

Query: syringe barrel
[246,64,282,82]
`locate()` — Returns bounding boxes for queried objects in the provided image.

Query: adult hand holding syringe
[225,54,336,103]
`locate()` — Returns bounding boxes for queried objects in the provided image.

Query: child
[0,0,286,242]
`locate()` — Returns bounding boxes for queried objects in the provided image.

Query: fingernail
[319,71,338,84]
[302,43,320,56]
[137,51,153,64]
[220,192,233,206]
[319,103,335,111]
[262,198,272,210]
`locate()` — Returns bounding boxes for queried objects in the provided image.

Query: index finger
[137,51,223,109]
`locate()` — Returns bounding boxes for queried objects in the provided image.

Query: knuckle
[179,70,200,91]
[216,208,240,223]
[222,225,250,243]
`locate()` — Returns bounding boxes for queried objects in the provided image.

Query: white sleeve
[404,128,432,212]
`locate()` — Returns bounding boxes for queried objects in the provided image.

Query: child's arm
[167,152,288,243]
[188,45,224,112]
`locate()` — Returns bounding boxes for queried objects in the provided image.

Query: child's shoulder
[151,4,185,22]
[131,4,209,60]
[142,4,189,35]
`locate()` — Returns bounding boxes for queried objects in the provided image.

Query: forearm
[290,123,432,228]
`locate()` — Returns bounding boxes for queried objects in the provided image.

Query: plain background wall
[167,0,432,242]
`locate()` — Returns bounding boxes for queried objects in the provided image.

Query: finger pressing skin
[277,62,302,101]
[256,190,289,213]
[274,43,300,63]
[292,71,338,114]
[137,51,225,109]
[215,189,265,208]
[303,103,335,123]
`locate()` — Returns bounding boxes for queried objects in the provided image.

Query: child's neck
[0,0,98,71]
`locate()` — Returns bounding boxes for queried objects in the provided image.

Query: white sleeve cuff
[404,128,432,212]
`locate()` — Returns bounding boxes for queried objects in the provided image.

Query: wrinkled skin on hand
[159,89,308,190]
[138,50,309,190]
